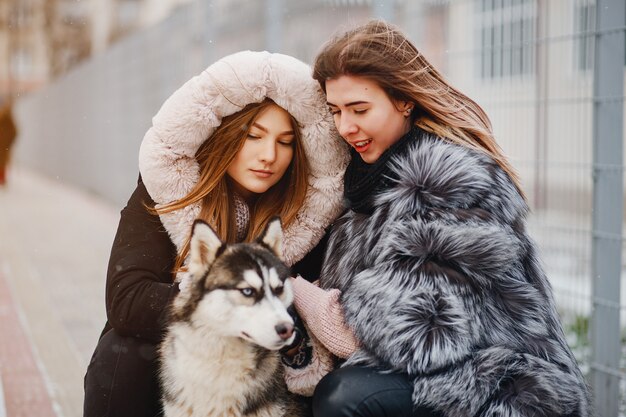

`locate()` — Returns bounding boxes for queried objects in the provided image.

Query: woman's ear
[394,100,414,117]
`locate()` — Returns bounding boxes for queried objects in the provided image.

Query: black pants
[312,366,441,417]
[83,329,162,417]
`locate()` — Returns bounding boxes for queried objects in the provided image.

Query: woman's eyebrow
[252,122,294,136]
[251,122,268,132]
[326,100,370,107]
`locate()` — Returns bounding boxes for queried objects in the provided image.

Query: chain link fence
[438,1,625,414]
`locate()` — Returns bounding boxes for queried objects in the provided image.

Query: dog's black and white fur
[160,218,304,417]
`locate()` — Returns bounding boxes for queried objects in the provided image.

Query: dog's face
[178,218,296,351]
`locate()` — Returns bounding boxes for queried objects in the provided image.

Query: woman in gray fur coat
[289,20,591,417]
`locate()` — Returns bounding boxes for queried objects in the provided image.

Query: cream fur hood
[138,51,349,266]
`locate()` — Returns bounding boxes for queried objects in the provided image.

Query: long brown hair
[153,99,310,272]
[313,20,525,198]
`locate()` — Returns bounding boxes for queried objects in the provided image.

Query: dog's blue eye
[240,288,255,297]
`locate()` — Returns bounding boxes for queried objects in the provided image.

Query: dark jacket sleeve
[105,176,179,343]
[291,231,329,282]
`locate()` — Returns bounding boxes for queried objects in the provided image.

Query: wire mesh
[437,0,625,413]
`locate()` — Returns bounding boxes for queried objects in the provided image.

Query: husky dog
[160,218,305,417]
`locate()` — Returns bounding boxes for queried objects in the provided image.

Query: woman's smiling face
[326,75,411,164]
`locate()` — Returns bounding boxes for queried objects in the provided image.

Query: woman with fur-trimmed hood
[83,51,349,417]
[288,21,592,417]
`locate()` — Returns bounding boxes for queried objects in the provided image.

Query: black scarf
[344,127,418,214]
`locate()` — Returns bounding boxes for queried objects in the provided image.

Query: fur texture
[138,51,349,269]
[160,219,306,417]
[320,130,591,417]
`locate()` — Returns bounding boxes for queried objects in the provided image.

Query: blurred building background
[0,0,196,96]
[1,0,625,415]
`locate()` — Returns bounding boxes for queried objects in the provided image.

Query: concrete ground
[0,166,120,417]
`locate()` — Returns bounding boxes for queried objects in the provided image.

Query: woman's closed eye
[277,135,294,146]
[329,107,367,115]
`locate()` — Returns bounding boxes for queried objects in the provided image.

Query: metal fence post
[191,0,215,70]
[590,0,625,415]
[265,0,283,52]
[202,0,215,66]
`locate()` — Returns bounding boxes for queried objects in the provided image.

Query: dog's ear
[189,219,223,277]
[258,217,283,260]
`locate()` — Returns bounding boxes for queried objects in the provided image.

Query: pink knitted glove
[291,277,359,358]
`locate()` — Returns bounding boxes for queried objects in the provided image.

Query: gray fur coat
[320,128,591,416]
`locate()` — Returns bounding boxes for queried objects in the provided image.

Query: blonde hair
[152,99,309,272]
[313,20,525,198]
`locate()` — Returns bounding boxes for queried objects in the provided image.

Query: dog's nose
[275,322,294,340]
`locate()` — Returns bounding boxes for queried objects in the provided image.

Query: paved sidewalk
[0,167,120,417]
